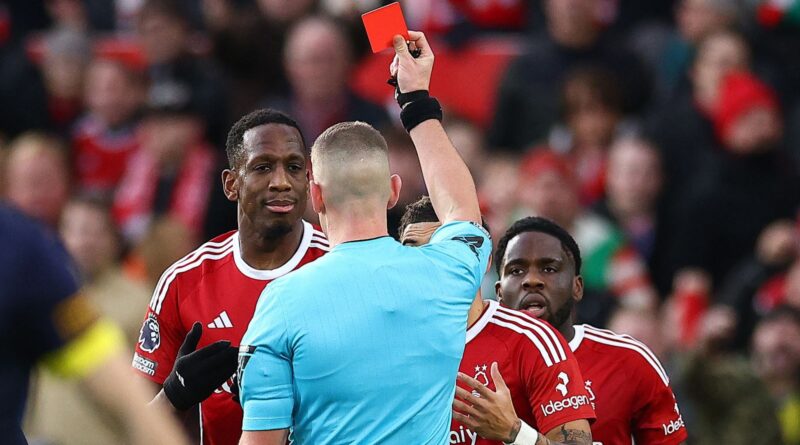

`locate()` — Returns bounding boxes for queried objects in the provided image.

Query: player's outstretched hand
[163,322,239,411]
[390,31,434,93]
[453,362,525,443]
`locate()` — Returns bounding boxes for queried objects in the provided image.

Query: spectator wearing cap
[263,15,389,142]
[648,28,750,216]
[672,71,800,289]
[112,94,216,243]
[488,0,650,152]
[514,149,658,326]
[72,59,145,196]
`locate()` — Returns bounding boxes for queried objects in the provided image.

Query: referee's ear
[222,169,239,202]
[310,180,325,214]
[387,174,402,210]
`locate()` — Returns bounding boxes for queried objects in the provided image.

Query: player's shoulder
[168,230,237,277]
[484,302,570,368]
[578,324,670,385]
[0,204,66,259]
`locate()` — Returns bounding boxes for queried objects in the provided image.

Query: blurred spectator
[404,0,528,44]
[128,215,197,287]
[632,0,739,103]
[595,137,676,296]
[384,128,425,237]
[752,306,800,445]
[648,28,750,212]
[25,195,152,445]
[263,15,388,142]
[3,132,71,227]
[137,0,228,144]
[533,67,628,206]
[718,219,800,348]
[72,58,145,195]
[672,71,800,288]
[515,150,657,326]
[0,39,48,138]
[443,115,487,175]
[40,27,91,135]
[673,303,784,445]
[476,153,520,241]
[488,0,650,151]
[112,100,217,243]
[201,0,317,118]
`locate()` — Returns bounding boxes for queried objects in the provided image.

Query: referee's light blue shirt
[238,221,491,444]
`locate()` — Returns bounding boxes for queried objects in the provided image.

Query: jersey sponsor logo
[556,371,569,396]
[540,394,591,417]
[449,424,478,445]
[138,314,161,352]
[132,353,157,376]
[451,235,485,257]
[662,403,685,436]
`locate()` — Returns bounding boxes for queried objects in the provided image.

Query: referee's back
[239,220,491,444]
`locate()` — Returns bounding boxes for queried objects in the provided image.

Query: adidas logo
[207,311,233,329]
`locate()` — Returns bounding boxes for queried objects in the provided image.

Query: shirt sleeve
[239,283,294,431]
[522,324,596,435]
[631,355,688,444]
[15,224,84,360]
[419,221,492,298]
[131,273,187,384]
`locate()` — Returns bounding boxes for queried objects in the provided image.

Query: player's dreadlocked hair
[398,196,490,238]
[494,216,582,276]
[225,109,306,170]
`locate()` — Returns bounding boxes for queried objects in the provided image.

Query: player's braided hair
[494,216,582,276]
[225,109,306,170]
[397,195,490,239]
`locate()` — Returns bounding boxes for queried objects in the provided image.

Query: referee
[238,31,490,445]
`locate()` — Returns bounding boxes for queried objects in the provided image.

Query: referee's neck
[323,212,390,248]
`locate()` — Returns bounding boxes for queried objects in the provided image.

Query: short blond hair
[311,121,391,207]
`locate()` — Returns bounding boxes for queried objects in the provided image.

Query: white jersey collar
[466,300,499,344]
[569,324,586,352]
[232,220,312,280]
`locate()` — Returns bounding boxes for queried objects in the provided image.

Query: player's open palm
[390,31,434,93]
[453,362,521,443]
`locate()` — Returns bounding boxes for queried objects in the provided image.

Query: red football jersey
[132,221,328,445]
[569,325,687,444]
[72,115,139,192]
[451,301,595,444]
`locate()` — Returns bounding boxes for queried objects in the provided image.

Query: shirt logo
[207,310,234,329]
[451,236,485,257]
[138,314,161,352]
[472,364,489,397]
[132,353,157,376]
[556,372,569,396]
[237,345,257,396]
[585,380,597,409]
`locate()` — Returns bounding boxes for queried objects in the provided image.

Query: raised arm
[391,32,481,224]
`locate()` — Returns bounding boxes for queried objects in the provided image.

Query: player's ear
[222,168,239,202]
[387,174,402,210]
[310,180,325,214]
[573,275,584,302]
[494,280,502,302]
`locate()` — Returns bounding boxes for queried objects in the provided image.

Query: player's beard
[549,296,575,329]
[260,219,294,240]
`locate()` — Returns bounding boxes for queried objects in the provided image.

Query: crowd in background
[2,0,800,444]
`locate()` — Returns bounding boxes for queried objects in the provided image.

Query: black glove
[163,322,238,411]
[230,371,240,405]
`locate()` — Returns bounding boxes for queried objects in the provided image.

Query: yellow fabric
[41,319,125,378]
[780,393,800,445]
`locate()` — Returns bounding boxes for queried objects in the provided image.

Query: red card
[361,2,410,53]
